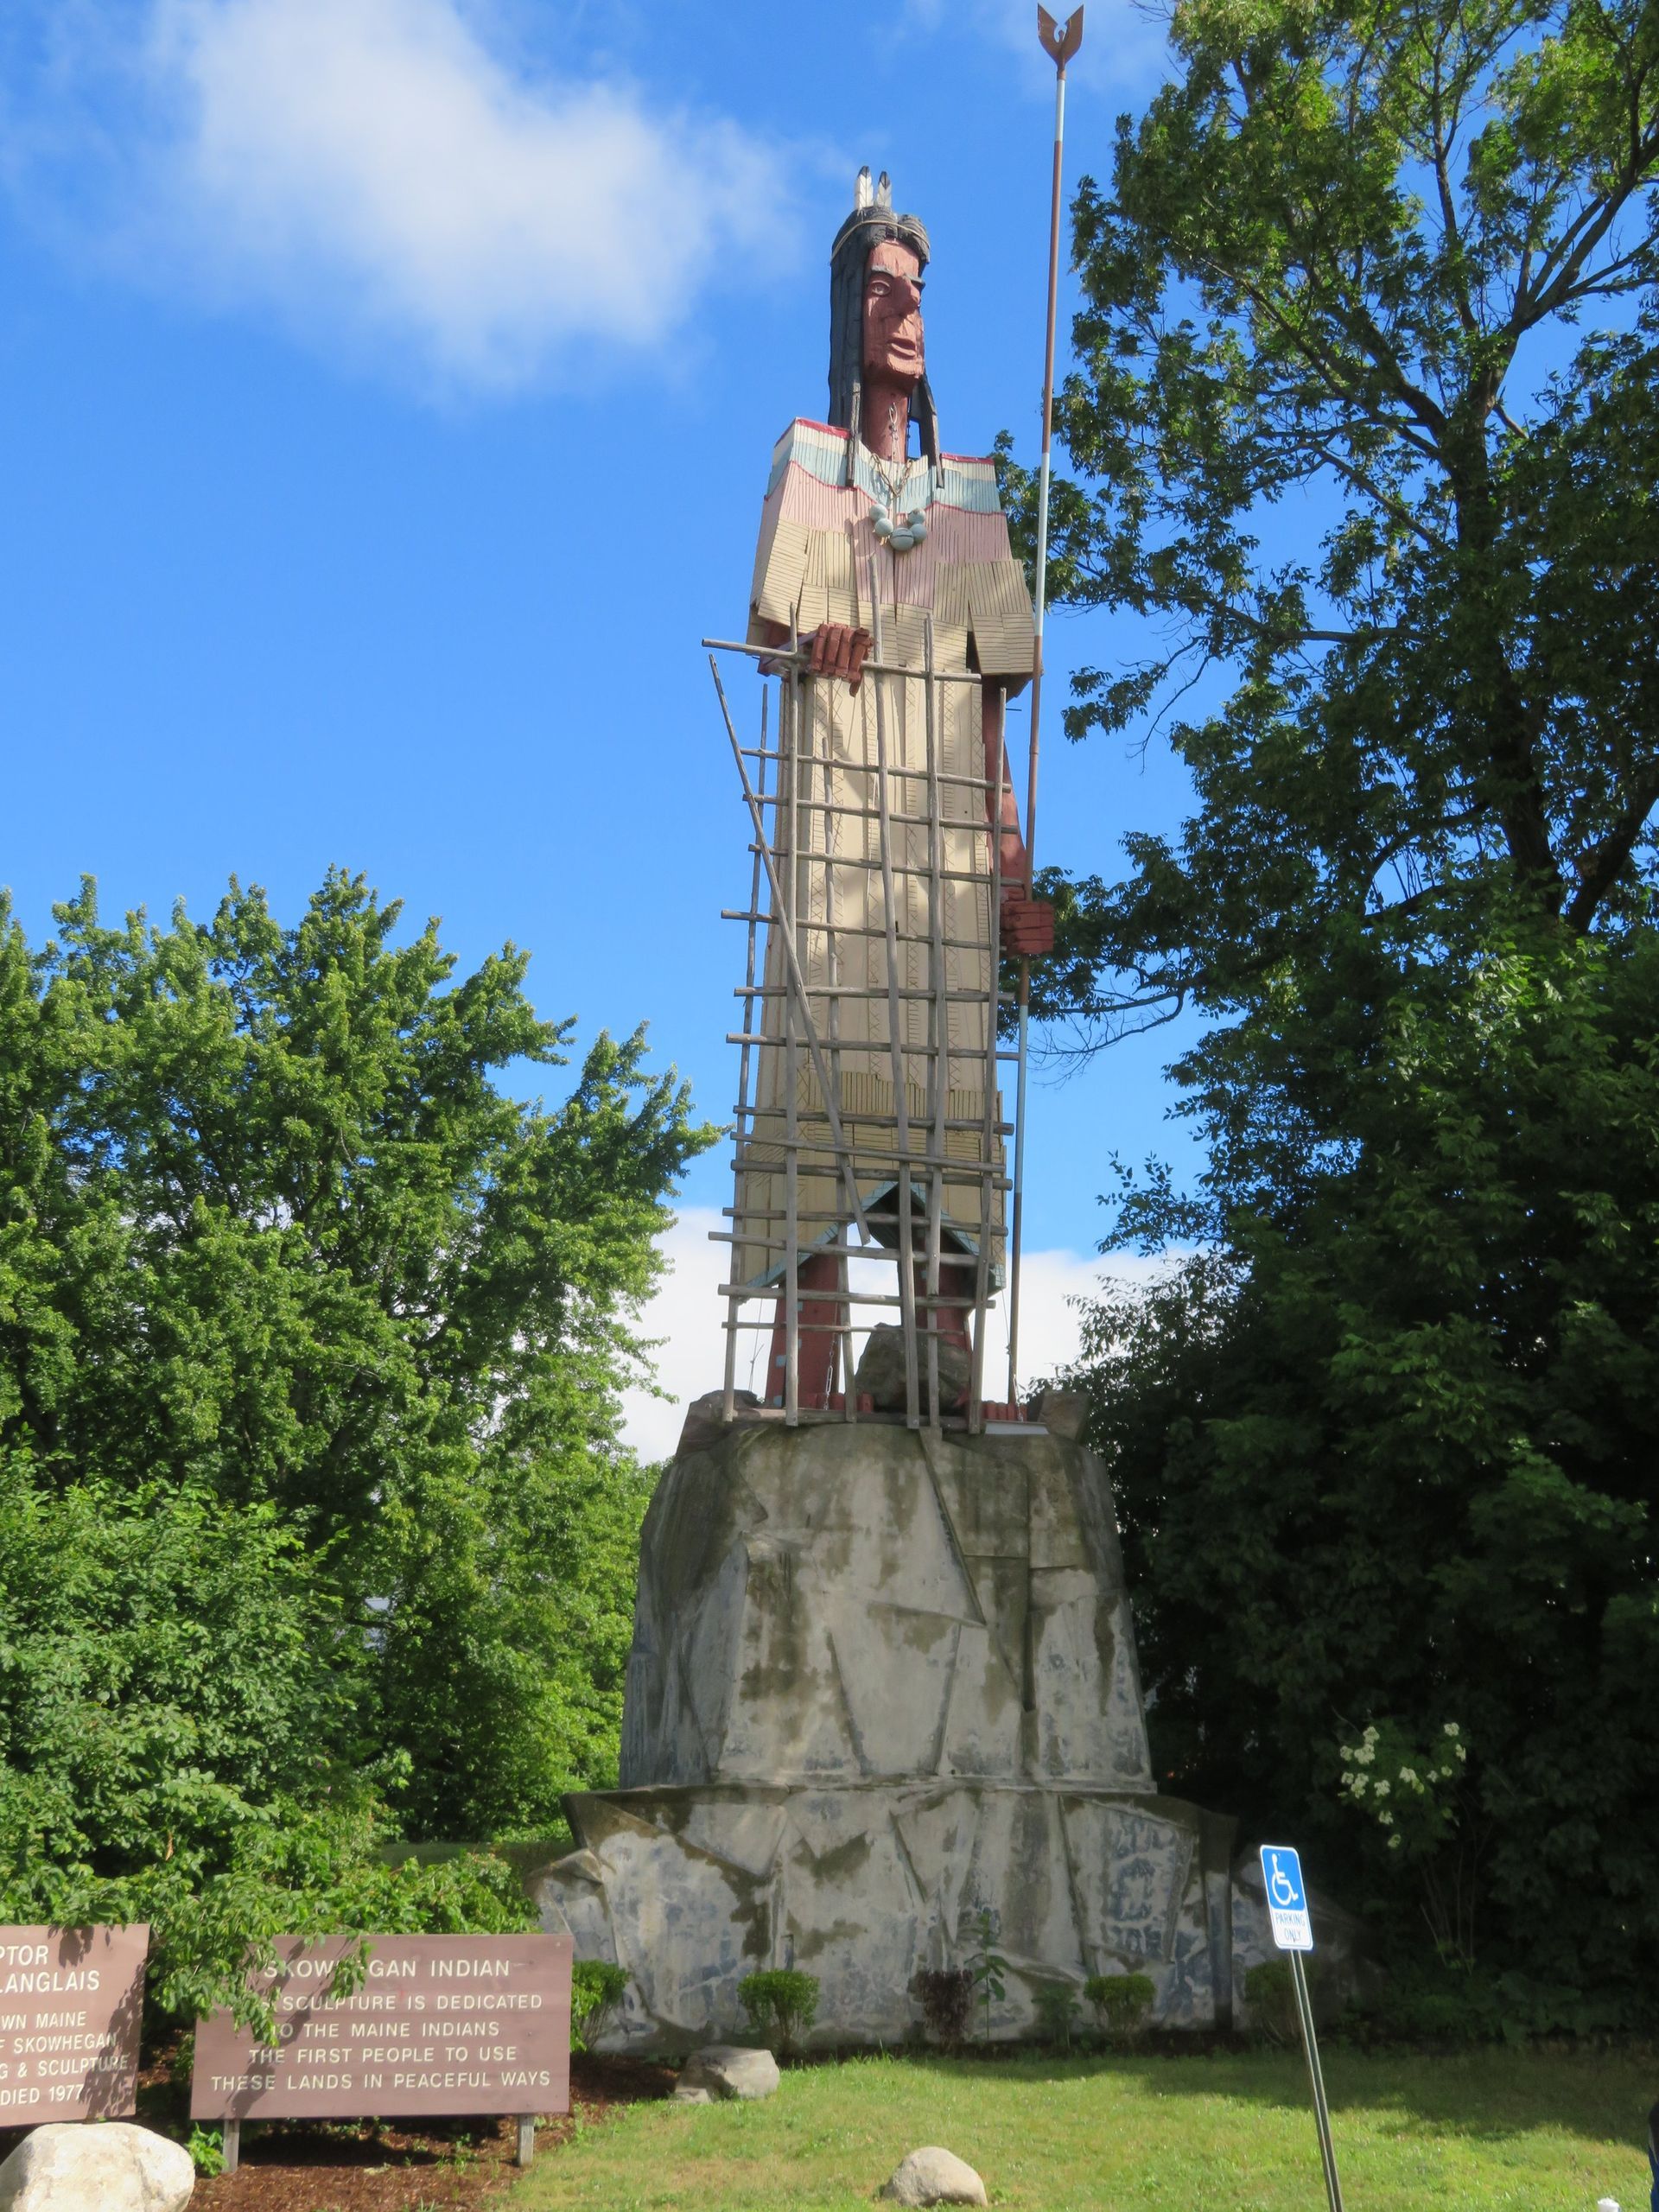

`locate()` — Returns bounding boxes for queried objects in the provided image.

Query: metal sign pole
[1261,1843,1344,2212]
[1289,1949,1344,2212]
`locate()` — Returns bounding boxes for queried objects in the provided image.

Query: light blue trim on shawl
[764,420,1003,514]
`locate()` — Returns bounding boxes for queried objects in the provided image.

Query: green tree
[1012,0,1659,1037]
[0,1468,533,2026]
[1010,0,1659,2015]
[1073,938,1659,2018]
[0,869,714,1837]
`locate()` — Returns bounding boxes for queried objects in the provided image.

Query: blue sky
[0,0,1203,1446]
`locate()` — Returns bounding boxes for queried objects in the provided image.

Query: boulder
[1032,1389,1089,1441]
[677,1389,759,1457]
[677,2044,780,2101]
[671,2086,714,2105]
[881,2145,988,2206]
[0,2123,195,2212]
[854,1325,970,1414]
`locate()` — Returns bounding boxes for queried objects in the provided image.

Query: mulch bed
[0,2054,677,2212]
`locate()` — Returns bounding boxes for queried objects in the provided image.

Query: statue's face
[862,239,925,385]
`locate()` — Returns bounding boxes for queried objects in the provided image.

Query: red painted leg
[936,1258,976,1364]
[765,1249,842,1408]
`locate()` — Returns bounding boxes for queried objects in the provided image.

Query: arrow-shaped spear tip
[1036,4,1084,67]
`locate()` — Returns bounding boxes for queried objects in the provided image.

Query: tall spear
[1007,3,1084,1409]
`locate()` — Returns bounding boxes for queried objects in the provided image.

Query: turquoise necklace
[872,499,928,553]
[868,446,928,554]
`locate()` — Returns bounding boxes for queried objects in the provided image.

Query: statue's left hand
[807,624,873,692]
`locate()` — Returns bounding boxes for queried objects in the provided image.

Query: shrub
[736,1968,820,2052]
[1033,1980,1081,2049]
[571,1960,628,2051]
[1244,1959,1298,2044]
[185,2126,225,2177]
[1084,1970,1155,2038]
[914,1967,975,2046]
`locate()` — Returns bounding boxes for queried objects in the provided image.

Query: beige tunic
[733,418,1034,1292]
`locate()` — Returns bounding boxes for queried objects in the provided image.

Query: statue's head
[828,169,939,474]
[863,237,925,388]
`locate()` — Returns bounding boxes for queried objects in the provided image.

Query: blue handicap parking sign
[1261,1843,1314,1951]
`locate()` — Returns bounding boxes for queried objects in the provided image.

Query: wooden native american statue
[733,170,1053,1414]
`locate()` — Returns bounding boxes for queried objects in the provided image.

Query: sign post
[1260,1846,1344,2212]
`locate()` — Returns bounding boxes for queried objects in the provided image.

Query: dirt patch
[0,2054,675,2212]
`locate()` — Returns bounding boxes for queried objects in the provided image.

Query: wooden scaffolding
[705,617,1026,1434]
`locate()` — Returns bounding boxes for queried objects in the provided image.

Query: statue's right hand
[806,624,873,692]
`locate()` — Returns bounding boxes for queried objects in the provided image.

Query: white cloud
[7,0,791,391]
[618,1205,730,1463]
[619,1207,1169,1462]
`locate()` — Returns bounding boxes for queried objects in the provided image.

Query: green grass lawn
[518,2048,1656,2212]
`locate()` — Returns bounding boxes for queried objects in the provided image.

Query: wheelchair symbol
[1268,1853,1300,1909]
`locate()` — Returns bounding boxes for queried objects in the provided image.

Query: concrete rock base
[536,1778,1237,2049]
[536,1414,1238,2050]
[617,1418,1158,1795]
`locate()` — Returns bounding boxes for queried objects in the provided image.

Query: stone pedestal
[534,1417,1236,2048]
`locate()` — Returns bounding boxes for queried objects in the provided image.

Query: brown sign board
[0,1924,149,2123]
[190,1934,573,2122]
